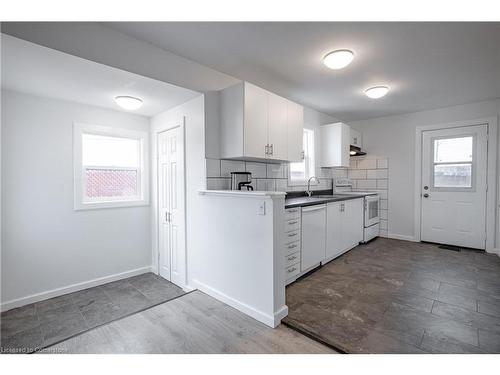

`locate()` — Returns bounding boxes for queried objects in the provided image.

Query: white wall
[150,95,206,287]
[349,98,500,245]
[1,90,152,308]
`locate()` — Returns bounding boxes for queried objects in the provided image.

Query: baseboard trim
[191,279,285,328]
[1,266,154,312]
[387,233,417,242]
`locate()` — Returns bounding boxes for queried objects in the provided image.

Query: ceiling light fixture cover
[115,96,143,110]
[323,49,354,70]
[365,86,390,99]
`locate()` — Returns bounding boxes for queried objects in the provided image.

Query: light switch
[258,201,266,215]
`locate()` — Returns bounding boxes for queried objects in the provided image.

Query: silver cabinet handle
[287,256,297,261]
[265,144,269,155]
[288,233,298,237]
[270,144,273,156]
[288,209,298,213]
[288,244,297,249]
[287,267,297,273]
[288,221,298,225]
[165,212,169,222]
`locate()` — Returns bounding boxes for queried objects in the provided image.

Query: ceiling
[1,35,200,117]
[104,22,500,121]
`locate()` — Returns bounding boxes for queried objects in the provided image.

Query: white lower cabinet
[326,198,363,262]
[300,204,327,273]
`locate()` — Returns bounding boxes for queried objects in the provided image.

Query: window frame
[288,128,316,185]
[430,134,476,192]
[73,123,149,210]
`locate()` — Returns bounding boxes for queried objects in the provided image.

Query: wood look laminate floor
[284,238,500,353]
[44,291,335,354]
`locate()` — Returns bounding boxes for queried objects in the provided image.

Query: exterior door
[421,124,488,249]
[158,126,185,286]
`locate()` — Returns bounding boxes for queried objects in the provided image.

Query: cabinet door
[301,205,326,272]
[244,82,268,158]
[286,101,304,162]
[268,92,288,160]
[342,199,364,250]
[326,202,343,260]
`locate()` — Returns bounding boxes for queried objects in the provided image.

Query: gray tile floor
[284,238,500,353]
[1,273,185,353]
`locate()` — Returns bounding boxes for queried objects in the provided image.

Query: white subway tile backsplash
[380,220,388,230]
[380,199,388,209]
[349,159,357,169]
[256,179,276,191]
[379,210,388,220]
[367,169,388,179]
[220,160,246,177]
[356,159,377,169]
[267,163,286,178]
[206,158,221,178]
[356,179,377,189]
[348,169,367,179]
[275,179,288,192]
[379,229,388,238]
[245,162,267,178]
[332,168,348,178]
[377,179,388,189]
[206,178,231,190]
[377,159,388,169]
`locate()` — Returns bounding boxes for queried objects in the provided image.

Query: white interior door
[158,126,185,286]
[421,124,488,249]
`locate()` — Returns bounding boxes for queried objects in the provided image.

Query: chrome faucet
[306,176,319,197]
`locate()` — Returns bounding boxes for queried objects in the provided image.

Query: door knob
[423,193,429,198]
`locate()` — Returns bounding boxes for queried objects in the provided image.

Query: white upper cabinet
[268,92,288,160]
[350,128,363,148]
[244,83,269,158]
[286,100,304,162]
[220,81,303,162]
[320,122,351,168]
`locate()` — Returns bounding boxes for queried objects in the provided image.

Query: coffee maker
[230,172,253,191]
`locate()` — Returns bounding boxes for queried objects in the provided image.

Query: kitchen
[1,20,500,359]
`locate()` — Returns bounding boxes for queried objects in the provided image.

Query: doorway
[157,125,186,286]
[420,124,488,249]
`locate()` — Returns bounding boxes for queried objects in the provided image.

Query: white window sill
[74,199,149,211]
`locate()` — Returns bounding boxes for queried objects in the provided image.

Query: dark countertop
[285,193,368,209]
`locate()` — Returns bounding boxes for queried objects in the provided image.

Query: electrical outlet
[258,201,266,215]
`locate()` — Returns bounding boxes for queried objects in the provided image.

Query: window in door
[431,135,474,190]
[74,123,149,210]
[289,128,315,183]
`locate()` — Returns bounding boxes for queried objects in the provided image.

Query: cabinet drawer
[284,229,301,244]
[284,241,300,256]
[285,264,300,279]
[284,218,301,233]
[284,251,300,268]
[285,208,301,220]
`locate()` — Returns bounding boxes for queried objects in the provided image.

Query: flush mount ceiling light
[365,86,390,99]
[323,49,354,70]
[115,96,143,111]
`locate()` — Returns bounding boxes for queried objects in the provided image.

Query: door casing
[413,117,498,253]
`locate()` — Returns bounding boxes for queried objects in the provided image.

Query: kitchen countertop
[285,192,374,209]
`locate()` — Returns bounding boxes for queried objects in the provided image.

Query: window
[289,128,315,182]
[432,135,474,189]
[74,123,149,210]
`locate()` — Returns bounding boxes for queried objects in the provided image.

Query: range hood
[350,145,366,156]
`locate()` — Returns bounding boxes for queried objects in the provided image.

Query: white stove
[334,178,380,243]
